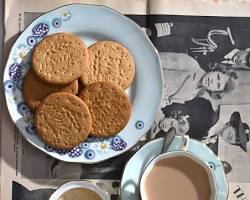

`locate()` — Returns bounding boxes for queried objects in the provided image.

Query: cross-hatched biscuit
[80,41,135,90]
[23,69,78,110]
[32,32,88,85]
[35,92,91,149]
[78,82,131,137]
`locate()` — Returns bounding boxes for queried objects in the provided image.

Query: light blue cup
[140,136,218,200]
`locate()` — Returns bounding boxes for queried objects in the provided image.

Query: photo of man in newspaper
[207,105,250,183]
[208,111,250,153]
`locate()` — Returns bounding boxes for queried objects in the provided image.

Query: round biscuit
[35,92,91,149]
[80,41,135,89]
[23,69,78,110]
[78,81,131,137]
[32,32,88,85]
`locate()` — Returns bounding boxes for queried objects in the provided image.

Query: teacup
[49,181,110,200]
[140,135,218,200]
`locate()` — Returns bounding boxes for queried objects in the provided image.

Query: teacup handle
[180,135,189,151]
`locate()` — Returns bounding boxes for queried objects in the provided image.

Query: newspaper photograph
[2,0,250,200]
[149,14,250,199]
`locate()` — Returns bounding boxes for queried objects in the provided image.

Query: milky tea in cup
[58,188,103,200]
[49,181,110,200]
[140,151,217,200]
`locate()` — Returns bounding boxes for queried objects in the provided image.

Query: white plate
[3,4,163,163]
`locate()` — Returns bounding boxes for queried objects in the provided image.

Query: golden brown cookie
[35,92,91,149]
[78,82,131,137]
[80,41,135,90]
[23,69,78,110]
[32,32,89,85]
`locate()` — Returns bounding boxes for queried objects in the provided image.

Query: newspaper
[2,0,250,199]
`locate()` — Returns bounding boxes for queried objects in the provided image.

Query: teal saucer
[120,136,228,200]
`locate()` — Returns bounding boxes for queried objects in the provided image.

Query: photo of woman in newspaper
[160,52,238,111]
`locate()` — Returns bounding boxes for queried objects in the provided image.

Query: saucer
[120,136,228,200]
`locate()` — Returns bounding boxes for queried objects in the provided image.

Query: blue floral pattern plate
[120,137,228,200]
[3,4,163,163]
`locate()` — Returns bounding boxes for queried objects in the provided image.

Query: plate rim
[3,3,163,164]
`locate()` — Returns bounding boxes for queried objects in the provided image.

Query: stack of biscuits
[23,32,135,149]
